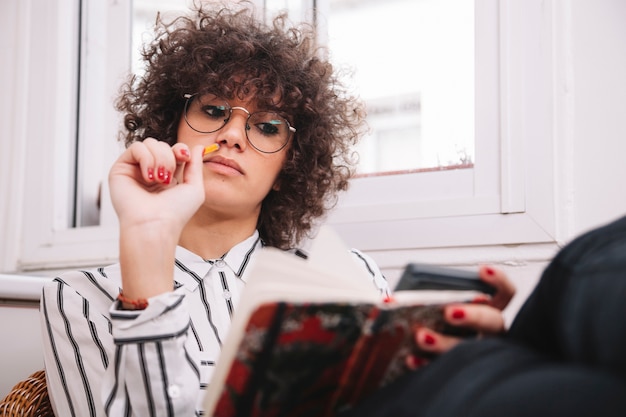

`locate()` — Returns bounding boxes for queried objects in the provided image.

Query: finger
[478,265,516,310]
[405,354,430,371]
[172,142,192,163]
[171,143,192,184]
[181,145,204,185]
[142,138,177,185]
[115,141,156,184]
[444,303,506,335]
[414,327,461,356]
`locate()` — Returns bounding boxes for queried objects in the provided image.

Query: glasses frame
[183,93,296,154]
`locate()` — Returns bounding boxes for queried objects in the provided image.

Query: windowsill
[0,274,51,304]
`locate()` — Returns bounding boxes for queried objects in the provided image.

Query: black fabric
[342,215,626,417]
[509,214,626,375]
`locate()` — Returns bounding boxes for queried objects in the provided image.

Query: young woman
[40,4,513,416]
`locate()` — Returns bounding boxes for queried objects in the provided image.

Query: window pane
[325,0,474,175]
[132,0,194,75]
[131,0,474,177]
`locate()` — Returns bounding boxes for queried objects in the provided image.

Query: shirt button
[215,260,226,268]
[167,384,181,398]
[222,290,232,300]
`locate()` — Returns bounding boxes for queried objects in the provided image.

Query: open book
[203,227,483,417]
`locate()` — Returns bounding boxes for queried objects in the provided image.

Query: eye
[255,120,282,135]
[201,105,228,119]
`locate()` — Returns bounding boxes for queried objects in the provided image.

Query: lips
[205,155,244,175]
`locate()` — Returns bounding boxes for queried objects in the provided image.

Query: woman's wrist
[118,223,179,300]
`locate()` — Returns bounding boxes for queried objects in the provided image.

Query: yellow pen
[202,143,220,160]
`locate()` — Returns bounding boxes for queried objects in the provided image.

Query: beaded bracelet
[117,291,149,310]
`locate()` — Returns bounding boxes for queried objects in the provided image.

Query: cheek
[177,118,212,146]
[175,117,187,143]
[256,156,286,192]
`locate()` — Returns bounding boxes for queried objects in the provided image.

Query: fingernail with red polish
[180,148,190,158]
[424,334,436,345]
[383,295,395,304]
[451,309,466,320]
[164,170,172,185]
[406,355,426,370]
[157,166,165,181]
[147,168,154,180]
[485,267,495,276]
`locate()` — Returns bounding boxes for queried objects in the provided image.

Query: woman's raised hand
[108,139,206,299]
[108,138,205,234]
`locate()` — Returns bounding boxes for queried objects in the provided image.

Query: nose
[216,108,249,151]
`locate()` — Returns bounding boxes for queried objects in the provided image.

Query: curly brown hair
[115,2,366,249]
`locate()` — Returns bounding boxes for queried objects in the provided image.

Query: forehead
[198,74,285,110]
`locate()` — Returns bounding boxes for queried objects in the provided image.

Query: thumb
[182,145,205,188]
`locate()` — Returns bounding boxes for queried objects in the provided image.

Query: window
[327,0,560,254]
[11,0,129,271]
[325,0,475,175]
[5,0,563,272]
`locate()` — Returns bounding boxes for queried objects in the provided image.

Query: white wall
[571,0,626,233]
[0,276,49,398]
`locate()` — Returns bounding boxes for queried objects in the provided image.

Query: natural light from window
[132,0,474,176]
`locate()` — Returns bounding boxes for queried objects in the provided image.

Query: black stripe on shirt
[156,342,175,417]
[104,345,123,414]
[56,279,98,417]
[88,319,109,369]
[219,271,234,318]
[184,346,201,380]
[235,236,262,277]
[189,319,204,352]
[138,343,157,417]
[42,288,78,417]
[97,266,107,278]
[175,259,222,346]
[349,249,376,277]
[81,270,116,303]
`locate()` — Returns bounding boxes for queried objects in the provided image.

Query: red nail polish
[472,295,490,304]
[164,170,171,184]
[406,355,426,370]
[180,148,190,157]
[451,309,465,319]
[485,267,495,276]
[147,168,154,180]
[424,334,436,345]
[157,166,165,180]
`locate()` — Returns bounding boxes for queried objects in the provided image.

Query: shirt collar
[173,231,263,291]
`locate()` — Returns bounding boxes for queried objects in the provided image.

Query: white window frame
[327,0,568,255]
[4,0,129,272]
[1,0,570,273]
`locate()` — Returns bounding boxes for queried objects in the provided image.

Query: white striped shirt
[40,231,389,417]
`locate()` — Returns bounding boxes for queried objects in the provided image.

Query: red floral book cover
[211,301,450,417]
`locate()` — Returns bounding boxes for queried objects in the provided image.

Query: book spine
[236,302,287,417]
[328,307,382,414]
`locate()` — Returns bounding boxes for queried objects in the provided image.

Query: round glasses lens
[185,94,229,133]
[247,112,291,153]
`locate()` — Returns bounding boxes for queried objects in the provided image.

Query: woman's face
[176,93,290,220]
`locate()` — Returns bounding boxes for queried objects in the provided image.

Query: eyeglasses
[183,93,296,154]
